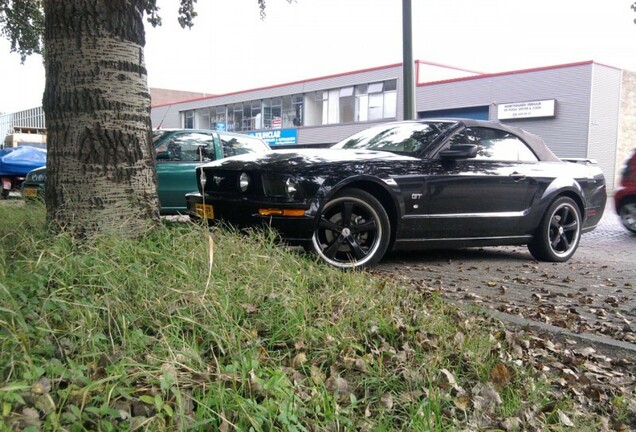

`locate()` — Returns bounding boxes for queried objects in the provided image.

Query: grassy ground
[0,202,632,431]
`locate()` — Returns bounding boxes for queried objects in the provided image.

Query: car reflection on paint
[187,119,607,269]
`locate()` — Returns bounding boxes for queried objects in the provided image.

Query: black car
[186,119,607,269]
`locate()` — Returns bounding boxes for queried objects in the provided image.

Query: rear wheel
[311,189,390,269]
[528,196,581,262]
[617,197,636,234]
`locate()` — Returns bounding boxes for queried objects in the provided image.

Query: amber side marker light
[259,208,305,217]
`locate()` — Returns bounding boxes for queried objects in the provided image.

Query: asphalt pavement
[579,200,635,255]
[375,200,636,359]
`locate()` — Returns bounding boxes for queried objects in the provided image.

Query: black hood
[204,148,418,173]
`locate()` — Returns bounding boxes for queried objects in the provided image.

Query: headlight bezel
[262,173,303,200]
[238,172,251,193]
[284,177,298,197]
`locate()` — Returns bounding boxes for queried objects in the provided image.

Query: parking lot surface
[374,203,636,352]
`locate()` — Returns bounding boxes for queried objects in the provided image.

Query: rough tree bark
[42,0,160,238]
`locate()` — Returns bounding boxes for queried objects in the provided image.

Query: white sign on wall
[497,99,556,120]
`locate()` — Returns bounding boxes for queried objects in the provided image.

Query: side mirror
[156,151,171,160]
[439,144,479,159]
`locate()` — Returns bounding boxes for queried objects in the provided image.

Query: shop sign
[498,99,555,120]
[248,128,298,147]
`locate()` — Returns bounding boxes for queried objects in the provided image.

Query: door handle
[509,172,526,181]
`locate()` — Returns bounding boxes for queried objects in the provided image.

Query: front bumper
[186,193,316,244]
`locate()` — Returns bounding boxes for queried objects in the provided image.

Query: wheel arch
[556,190,585,220]
[614,191,636,213]
[539,178,586,222]
[324,177,400,249]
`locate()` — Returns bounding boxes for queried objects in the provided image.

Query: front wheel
[617,197,636,234]
[528,196,581,262]
[311,189,390,269]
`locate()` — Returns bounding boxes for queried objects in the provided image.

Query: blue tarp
[0,146,47,176]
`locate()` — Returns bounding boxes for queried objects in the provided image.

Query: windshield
[219,133,271,157]
[331,121,457,155]
[152,130,170,144]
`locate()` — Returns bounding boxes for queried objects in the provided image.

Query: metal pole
[402,0,416,120]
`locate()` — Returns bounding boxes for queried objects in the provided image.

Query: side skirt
[393,235,532,251]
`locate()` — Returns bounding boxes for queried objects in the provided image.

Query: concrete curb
[486,308,636,358]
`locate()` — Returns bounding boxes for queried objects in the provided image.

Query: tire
[617,197,636,234]
[527,196,581,262]
[1,189,9,199]
[311,188,390,269]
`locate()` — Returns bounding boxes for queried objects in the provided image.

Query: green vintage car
[21,129,271,214]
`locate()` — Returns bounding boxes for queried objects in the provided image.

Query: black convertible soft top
[443,118,561,162]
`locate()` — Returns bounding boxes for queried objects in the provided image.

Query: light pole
[402,0,416,120]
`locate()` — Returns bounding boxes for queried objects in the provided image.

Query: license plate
[23,187,38,198]
[195,203,214,219]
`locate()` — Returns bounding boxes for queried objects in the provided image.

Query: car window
[152,130,170,143]
[220,134,270,157]
[155,132,216,162]
[332,122,456,155]
[448,127,538,162]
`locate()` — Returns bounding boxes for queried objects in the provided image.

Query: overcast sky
[1,0,635,114]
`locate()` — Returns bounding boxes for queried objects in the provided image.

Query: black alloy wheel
[311,188,390,269]
[528,196,581,262]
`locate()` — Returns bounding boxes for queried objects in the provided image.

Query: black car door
[420,127,541,239]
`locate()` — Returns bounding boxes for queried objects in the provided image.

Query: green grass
[0,202,630,431]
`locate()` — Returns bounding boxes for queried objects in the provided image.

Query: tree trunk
[42,0,160,238]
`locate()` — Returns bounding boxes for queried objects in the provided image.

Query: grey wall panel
[151,105,180,129]
[588,64,621,190]
[417,64,594,159]
[298,121,391,146]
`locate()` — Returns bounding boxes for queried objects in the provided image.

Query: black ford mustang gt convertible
[187,119,606,269]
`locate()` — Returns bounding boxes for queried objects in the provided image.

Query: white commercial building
[151,60,636,192]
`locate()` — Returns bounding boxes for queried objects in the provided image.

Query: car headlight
[285,178,298,197]
[262,174,303,199]
[239,172,250,192]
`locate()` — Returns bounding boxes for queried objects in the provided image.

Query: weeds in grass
[0,202,630,431]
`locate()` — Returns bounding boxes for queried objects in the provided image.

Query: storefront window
[213,106,226,131]
[339,86,355,123]
[356,79,397,122]
[304,91,325,127]
[231,103,243,131]
[263,97,282,129]
[195,108,211,129]
[180,80,393,132]
[292,95,303,126]
[384,91,397,118]
[383,80,397,119]
[183,110,194,129]
[252,101,262,130]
